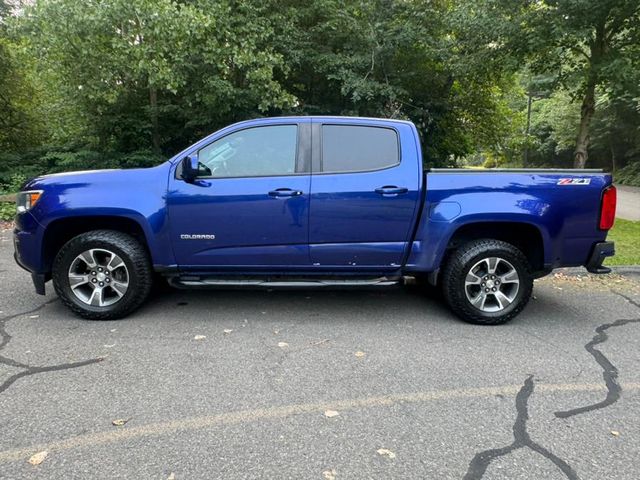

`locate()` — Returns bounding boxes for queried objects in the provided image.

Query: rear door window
[321,125,399,173]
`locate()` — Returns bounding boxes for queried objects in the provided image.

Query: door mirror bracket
[181,155,199,182]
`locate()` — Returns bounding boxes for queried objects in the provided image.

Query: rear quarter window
[321,125,399,173]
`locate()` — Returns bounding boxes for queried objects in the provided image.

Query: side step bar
[169,276,400,289]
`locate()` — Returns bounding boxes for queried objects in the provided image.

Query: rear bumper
[586,241,615,274]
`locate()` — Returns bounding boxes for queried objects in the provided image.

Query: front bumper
[13,217,48,295]
[586,241,615,274]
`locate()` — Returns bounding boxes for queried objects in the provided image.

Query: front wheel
[441,239,533,325]
[52,230,153,320]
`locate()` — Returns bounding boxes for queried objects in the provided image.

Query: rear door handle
[375,186,408,195]
[268,188,303,197]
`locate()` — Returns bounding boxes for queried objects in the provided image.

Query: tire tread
[441,239,533,325]
[52,230,152,320]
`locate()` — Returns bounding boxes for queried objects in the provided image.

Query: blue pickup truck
[13,116,617,324]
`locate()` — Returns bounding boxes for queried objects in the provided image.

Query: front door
[167,120,311,269]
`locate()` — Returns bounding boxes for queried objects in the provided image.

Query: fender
[22,164,176,271]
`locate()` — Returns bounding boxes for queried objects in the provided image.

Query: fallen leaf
[377,448,396,459]
[278,342,289,348]
[28,451,48,465]
[322,469,336,480]
[194,335,206,341]
[324,410,339,418]
[112,418,129,426]
[611,430,620,437]
[223,329,233,334]
[354,351,366,358]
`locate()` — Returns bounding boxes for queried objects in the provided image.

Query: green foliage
[0,172,26,194]
[0,148,164,192]
[0,1,44,151]
[0,202,14,221]
[0,0,638,178]
[616,163,640,187]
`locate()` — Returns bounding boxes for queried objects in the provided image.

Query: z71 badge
[557,178,591,185]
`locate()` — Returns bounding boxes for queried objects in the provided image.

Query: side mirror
[181,155,199,182]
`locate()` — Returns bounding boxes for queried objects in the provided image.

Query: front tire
[441,239,533,325]
[52,230,153,320]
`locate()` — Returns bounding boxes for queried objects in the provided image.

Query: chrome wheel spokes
[464,257,520,313]
[68,248,129,307]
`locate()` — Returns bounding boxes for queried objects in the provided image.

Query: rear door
[167,119,311,269]
[308,119,421,269]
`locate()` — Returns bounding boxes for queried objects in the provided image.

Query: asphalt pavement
[615,185,640,221]
[1,227,639,479]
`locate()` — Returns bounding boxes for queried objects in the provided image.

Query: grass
[606,218,640,266]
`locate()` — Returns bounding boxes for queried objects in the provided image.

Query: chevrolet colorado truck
[13,116,617,324]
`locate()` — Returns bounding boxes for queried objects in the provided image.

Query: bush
[483,157,498,168]
[0,148,165,192]
[616,162,640,187]
[0,202,14,222]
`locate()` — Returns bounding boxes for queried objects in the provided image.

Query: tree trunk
[149,87,160,153]
[610,139,616,174]
[573,78,595,169]
[574,19,606,169]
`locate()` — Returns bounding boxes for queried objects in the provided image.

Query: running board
[169,276,400,289]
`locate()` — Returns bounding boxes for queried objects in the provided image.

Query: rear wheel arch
[444,221,546,274]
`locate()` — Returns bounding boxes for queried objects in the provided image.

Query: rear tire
[52,230,153,320]
[441,239,533,325]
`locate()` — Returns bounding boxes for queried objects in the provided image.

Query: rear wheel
[441,239,533,325]
[52,230,152,320]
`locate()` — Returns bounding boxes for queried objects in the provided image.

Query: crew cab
[13,117,617,324]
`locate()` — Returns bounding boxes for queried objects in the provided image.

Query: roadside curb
[555,266,640,278]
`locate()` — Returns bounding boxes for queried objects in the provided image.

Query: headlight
[16,190,43,213]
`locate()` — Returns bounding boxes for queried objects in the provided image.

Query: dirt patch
[536,271,640,295]
[0,221,14,232]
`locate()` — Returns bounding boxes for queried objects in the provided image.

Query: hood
[23,166,166,191]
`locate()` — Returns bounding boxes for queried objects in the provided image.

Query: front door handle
[375,186,408,195]
[268,188,303,197]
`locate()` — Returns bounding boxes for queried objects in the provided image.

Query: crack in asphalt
[463,375,579,480]
[0,299,103,394]
[555,292,640,419]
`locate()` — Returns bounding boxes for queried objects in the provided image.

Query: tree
[21,0,295,154]
[269,0,521,166]
[0,0,42,151]
[526,1,640,168]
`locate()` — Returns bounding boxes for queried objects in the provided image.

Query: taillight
[599,186,616,230]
